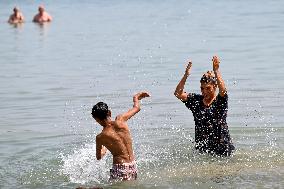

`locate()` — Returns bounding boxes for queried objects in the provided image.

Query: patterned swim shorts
[110,161,137,181]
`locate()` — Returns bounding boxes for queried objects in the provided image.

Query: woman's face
[200,82,216,98]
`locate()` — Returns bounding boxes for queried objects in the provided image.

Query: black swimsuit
[183,93,235,156]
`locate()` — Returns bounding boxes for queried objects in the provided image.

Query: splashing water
[60,143,110,185]
[58,121,284,188]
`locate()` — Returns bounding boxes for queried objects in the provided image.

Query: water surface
[0,0,283,188]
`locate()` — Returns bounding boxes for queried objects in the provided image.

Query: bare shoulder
[45,12,52,18]
[218,91,228,98]
[96,132,109,145]
[115,114,123,121]
[114,115,126,124]
[96,132,107,140]
[114,116,128,129]
[33,14,38,20]
[96,133,103,140]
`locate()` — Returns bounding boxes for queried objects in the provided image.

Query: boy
[92,92,150,180]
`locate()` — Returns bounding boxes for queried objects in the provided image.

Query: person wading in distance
[33,5,52,23]
[8,7,24,24]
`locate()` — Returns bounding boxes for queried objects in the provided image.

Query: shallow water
[0,0,284,188]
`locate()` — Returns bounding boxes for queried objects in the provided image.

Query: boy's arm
[96,136,107,160]
[212,56,227,97]
[117,92,150,122]
[174,61,192,101]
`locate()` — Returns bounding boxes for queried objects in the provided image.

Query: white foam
[60,143,110,184]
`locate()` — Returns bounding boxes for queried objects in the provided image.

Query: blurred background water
[0,0,283,188]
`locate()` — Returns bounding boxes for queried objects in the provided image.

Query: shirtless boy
[92,92,150,181]
[174,56,235,156]
[8,7,24,24]
[33,5,52,23]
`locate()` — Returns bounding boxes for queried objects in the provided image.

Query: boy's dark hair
[200,71,217,85]
[92,102,109,120]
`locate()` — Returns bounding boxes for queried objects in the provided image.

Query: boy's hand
[101,146,107,156]
[134,92,150,100]
[212,55,220,71]
[185,61,192,76]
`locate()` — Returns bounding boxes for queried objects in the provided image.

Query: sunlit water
[0,0,283,188]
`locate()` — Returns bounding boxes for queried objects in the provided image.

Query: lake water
[0,0,283,188]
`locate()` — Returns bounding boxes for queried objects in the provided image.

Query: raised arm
[174,61,192,101]
[212,56,227,97]
[117,92,150,122]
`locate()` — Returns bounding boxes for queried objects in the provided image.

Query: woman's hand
[185,61,192,76]
[212,56,220,71]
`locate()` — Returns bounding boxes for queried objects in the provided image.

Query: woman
[174,56,234,156]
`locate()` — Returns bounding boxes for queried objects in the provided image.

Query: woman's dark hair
[200,71,217,85]
[92,102,109,120]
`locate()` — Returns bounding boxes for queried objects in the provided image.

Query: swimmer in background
[92,92,150,181]
[174,56,235,156]
[8,7,24,24]
[33,5,52,23]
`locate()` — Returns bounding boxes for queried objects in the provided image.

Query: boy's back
[92,92,150,181]
[96,118,134,164]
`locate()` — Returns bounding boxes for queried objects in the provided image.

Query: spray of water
[60,143,109,185]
